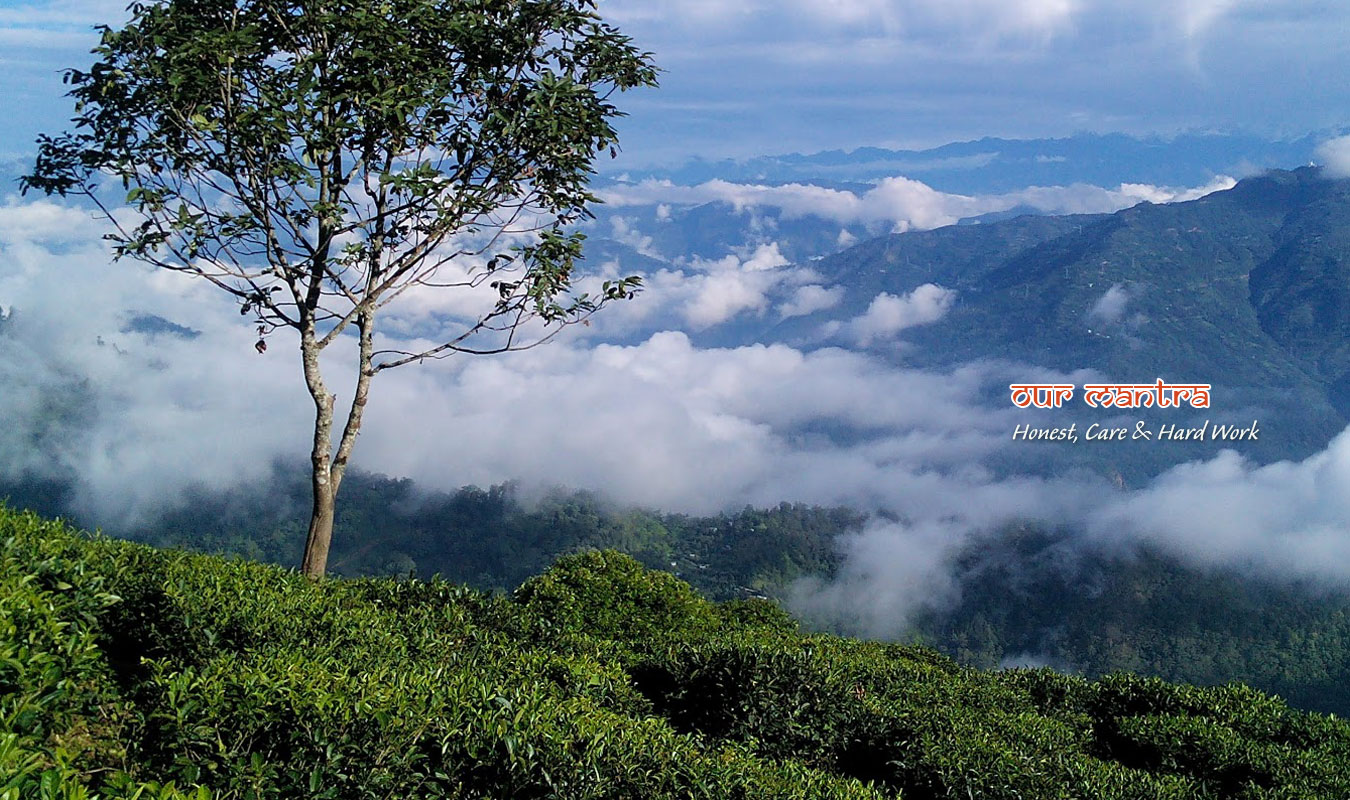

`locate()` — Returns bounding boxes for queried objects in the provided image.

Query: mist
[3,183,1348,636]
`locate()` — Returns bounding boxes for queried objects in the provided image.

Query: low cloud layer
[1091,434,1350,582]
[600,174,1237,232]
[4,189,1350,636]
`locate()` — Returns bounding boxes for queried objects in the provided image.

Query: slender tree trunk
[302,460,336,577]
[297,151,379,579]
[299,326,338,579]
[299,310,376,579]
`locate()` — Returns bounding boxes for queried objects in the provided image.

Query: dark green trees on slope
[914,525,1350,717]
[96,468,858,598]
[7,506,1350,799]
[17,463,1350,719]
[774,168,1350,479]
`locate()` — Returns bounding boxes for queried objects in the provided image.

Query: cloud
[779,284,845,319]
[0,198,312,525]
[1086,283,1130,325]
[8,184,1350,642]
[682,265,774,327]
[1176,0,1239,41]
[1116,175,1237,204]
[677,243,792,328]
[789,520,963,638]
[787,418,1350,634]
[356,332,1054,518]
[600,174,1238,232]
[609,215,661,258]
[740,240,789,271]
[842,285,956,345]
[789,416,1350,634]
[1316,135,1350,178]
[1089,432,1350,582]
[602,0,1079,41]
[571,241,815,333]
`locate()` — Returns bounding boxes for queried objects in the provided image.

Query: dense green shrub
[5,506,1350,798]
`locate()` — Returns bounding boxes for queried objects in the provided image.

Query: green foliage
[7,505,1350,798]
[515,550,722,644]
[0,510,208,799]
[100,470,857,600]
[20,0,660,579]
[913,523,1350,717]
[1,507,880,798]
[18,468,1350,723]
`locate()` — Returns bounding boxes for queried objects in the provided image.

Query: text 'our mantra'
[1009,381,1211,410]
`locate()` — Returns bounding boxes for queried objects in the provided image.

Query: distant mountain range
[586,167,1350,480]
[790,168,1349,469]
[609,131,1330,194]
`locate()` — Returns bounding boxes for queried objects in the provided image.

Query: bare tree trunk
[299,310,375,579]
[299,326,338,579]
[302,460,336,578]
[297,160,379,579]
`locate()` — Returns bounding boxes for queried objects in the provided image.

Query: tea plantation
[5,506,1350,798]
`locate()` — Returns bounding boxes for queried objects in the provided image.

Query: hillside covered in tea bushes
[7,505,1350,799]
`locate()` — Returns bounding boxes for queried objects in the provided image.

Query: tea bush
[5,506,1350,798]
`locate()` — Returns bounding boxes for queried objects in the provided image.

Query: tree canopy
[22,0,658,576]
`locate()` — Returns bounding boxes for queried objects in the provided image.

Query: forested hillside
[12,464,1350,718]
[766,168,1350,476]
[8,506,1350,799]
[913,526,1350,716]
[93,469,858,598]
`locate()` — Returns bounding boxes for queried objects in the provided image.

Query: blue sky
[3,0,1350,165]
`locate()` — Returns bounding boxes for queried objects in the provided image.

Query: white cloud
[789,519,963,637]
[1087,283,1130,325]
[1177,0,1238,41]
[1316,135,1350,178]
[352,333,1101,540]
[602,0,1078,41]
[570,241,811,333]
[779,284,845,318]
[0,202,312,525]
[609,215,661,258]
[740,240,789,271]
[0,196,110,243]
[677,244,796,328]
[598,0,1281,55]
[683,265,773,327]
[600,174,1238,232]
[846,284,956,345]
[788,418,1350,634]
[1090,431,1350,582]
[1116,175,1237,204]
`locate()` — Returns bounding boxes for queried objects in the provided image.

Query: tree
[21,0,657,577]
